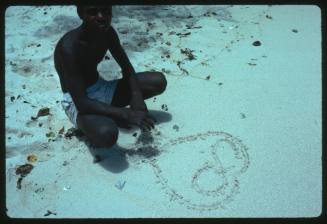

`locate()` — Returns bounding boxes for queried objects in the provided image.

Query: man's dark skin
[54,5,167,147]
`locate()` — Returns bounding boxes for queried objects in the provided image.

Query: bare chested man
[54,5,167,148]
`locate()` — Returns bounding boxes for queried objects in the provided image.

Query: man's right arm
[62,51,128,121]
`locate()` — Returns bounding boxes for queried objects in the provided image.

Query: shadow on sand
[75,110,172,173]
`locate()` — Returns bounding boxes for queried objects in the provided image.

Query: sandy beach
[5,5,322,218]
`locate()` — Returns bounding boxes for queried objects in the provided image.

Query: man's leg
[111,71,167,107]
[77,114,119,148]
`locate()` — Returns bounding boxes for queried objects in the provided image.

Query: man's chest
[83,43,109,64]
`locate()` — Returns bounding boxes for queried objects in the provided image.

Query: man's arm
[61,50,129,120]
[107,26,142,96]
[108,26,148,112]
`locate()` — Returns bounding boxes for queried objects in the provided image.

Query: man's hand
[125,109,156,132]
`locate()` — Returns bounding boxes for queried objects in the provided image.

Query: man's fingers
[145,118,155,129]
[140,126,147,132]
[147,114,157,123]
[141,121,151,132]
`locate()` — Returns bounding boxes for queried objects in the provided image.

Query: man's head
[76,5,112,33]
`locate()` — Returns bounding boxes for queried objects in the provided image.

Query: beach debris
[16,164,34,189]
[44,210,57,217]
[201,61,208,66]
[186,24,202,29]
[64,128,84,139]
[133,132,138,137]
[168,31,176,35]
[35,187,45,193]
[247,63,257,66]
[37,107,50,117]
[173,125,180,131]
[240,113,246,119]
[161,68,171,74]
[63,186,71,191]
[27,154,38,163]
[266,15,273,19]
[17,177,23,189]
[38,123,43,127]
[179,66,189,75]
[252,41,261,46]
[180,48,196,60]
[10,96,15,102]
[62,161,69,166]
[161,104,168,111]
[205,75,211,80]
[218,82,223,86]
[46,131,56,138]
[58,126,65,135]
[23,66,31,73]
[16,164,34,177]
[93,155,102,163]
[165,41,171,46]
[137,38,148,47]
[203,11,212,17]
[153,97,156,102]
[10,61,17,66]
[115,180,126,190]
[292,29,298,33]
[176,32,191,37]
[31,107,50,120]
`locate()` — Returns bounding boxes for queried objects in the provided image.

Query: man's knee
[96,126,118,147]
[154,72,167,94]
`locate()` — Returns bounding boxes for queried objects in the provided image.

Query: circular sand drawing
[135,131,249,211]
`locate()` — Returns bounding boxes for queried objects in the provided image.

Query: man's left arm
[108,26,147,111]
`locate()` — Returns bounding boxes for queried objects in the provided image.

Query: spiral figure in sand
[148,131,250,211]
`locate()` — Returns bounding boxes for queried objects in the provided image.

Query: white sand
[5,5,321,218]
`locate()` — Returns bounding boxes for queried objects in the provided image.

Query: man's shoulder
[106,25,119,37]
[59,28,85,57]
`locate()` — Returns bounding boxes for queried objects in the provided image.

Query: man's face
[80,6,112,33]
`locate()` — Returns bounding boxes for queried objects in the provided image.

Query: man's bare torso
[54,25,112,93]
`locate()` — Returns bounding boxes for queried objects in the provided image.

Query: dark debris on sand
[180,48,196,60]
[252,41,261,46]
[64,128,84,139]
[16,164,34,189]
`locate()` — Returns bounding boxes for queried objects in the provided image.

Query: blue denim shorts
[61,77,119,128]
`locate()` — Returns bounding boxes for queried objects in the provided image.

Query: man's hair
[76,5,83,19]
[76,5,112,19]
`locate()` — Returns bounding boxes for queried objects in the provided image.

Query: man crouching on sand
[54,5,167,147]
